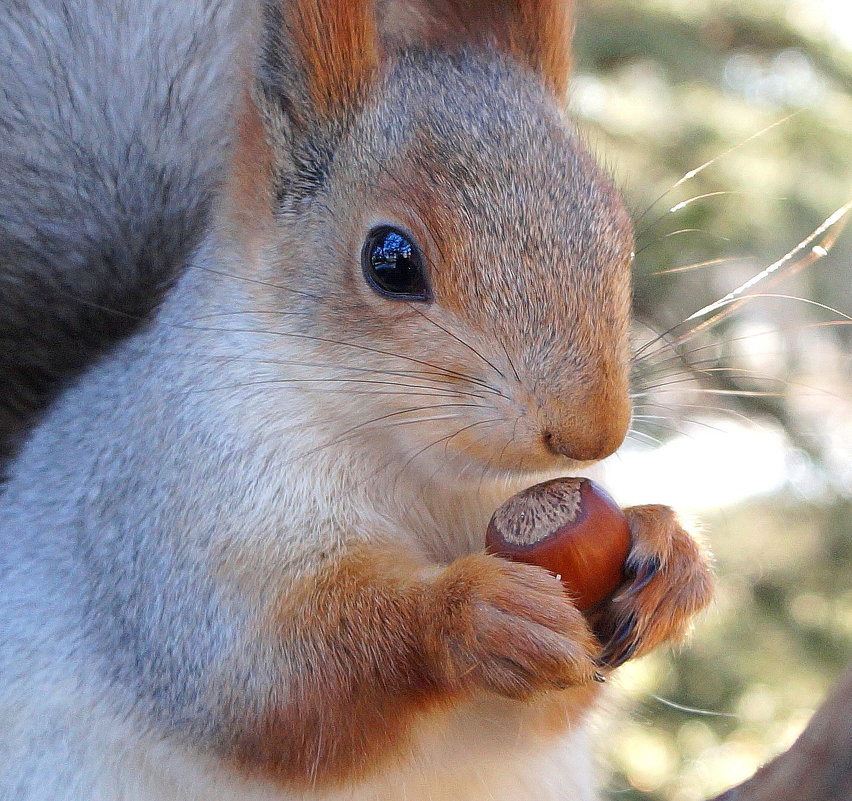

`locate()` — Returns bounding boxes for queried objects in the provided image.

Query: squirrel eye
[362,226,430,301]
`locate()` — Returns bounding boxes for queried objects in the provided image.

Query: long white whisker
[632,388,782,399]
[632,206,848,365]
[688,292,852,324]
[632,113,798,226]
[633,401,759,428]
[634,227,730,257]
[633,318,852,373]
[625,429,663,446]
[646,256,751,277]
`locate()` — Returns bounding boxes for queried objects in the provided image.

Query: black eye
[362,226,429,300]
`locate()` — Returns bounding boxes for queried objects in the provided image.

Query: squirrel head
[227,0,633,478]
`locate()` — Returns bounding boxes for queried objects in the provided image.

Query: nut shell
[485,477,631,611]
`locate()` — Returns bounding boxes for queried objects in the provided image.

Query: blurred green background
[569,0,852,798]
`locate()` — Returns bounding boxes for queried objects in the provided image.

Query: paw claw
[605,638,640,668]
[624,556,661,597]
[597,612,637,666]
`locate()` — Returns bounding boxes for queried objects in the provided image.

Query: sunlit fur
[0,0,713,799]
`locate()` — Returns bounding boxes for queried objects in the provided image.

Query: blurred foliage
[571,0,851,382]
[568,0,852,798]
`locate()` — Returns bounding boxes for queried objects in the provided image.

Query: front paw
[591,505,714,668]
[424,553,601,700]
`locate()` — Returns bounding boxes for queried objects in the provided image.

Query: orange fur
[506,0,574,96]
[374,138,632,465]
[289,0,379,113]
[223,545,602,789]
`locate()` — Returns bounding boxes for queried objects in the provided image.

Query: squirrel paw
[425,554,601,700]
[592,505,714,668]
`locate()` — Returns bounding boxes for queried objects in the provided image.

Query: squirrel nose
[541,400,631,463]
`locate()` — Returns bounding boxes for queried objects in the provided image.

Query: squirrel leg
[589,505,715,668]
[222,545,600,789]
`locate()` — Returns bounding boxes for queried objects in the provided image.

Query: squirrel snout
[540,396,631,463]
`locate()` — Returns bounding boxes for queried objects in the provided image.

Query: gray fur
[0,0,253,469]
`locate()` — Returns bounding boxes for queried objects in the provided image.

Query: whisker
[689,292,852,325]
[692,366,848,401]
[633,318,852,374]
[632,203,848,364]
[637,193,787,244]
[391,418,504,494]
[636,193,737,243]
[633,355,722,382]
[632,388,783,399]
[242,358,489,392]
[631,418,702,440]
[458,429,497,484]
[188,264,322,301]
[649,695,739,719]
[180,309,312,323]
[631,113,798,226]
[647,256,751,277]
[184,376,488,400]
[635,228,731,258]
[632,414,728,436]
[625,429,663,447]
[500,339,522,384]
[496,415,523,469]
[407,306,506,381]
[23,258,505,398]
[282,403,495,468]
[187,383,472,400]
[669,191,752,214]
[632,375,704,393]
[169,326,506,396]
[419,421,505,493]
[633,401,758,427]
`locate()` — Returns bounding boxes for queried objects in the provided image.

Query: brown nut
[485,477,631,612]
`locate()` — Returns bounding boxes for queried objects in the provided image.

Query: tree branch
[710,665,852,801]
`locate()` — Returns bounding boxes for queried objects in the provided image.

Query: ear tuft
[289,0,380,113]
[510,0,574,97]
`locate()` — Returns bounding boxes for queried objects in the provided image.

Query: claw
[598,612,637,667]
[606,638,639,668]
[625,556,661,598]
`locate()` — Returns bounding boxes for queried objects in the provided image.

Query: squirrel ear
[379,0,574,96]
[263,0,380,120]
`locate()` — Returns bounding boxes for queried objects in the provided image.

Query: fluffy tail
[0,0,253,470]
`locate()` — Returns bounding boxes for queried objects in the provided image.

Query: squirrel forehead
[344,53,632,250]
[347,55,633,311]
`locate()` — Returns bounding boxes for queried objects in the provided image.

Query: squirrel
[0,1,714,800]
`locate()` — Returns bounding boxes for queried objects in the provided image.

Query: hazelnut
[486,477,631,611]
